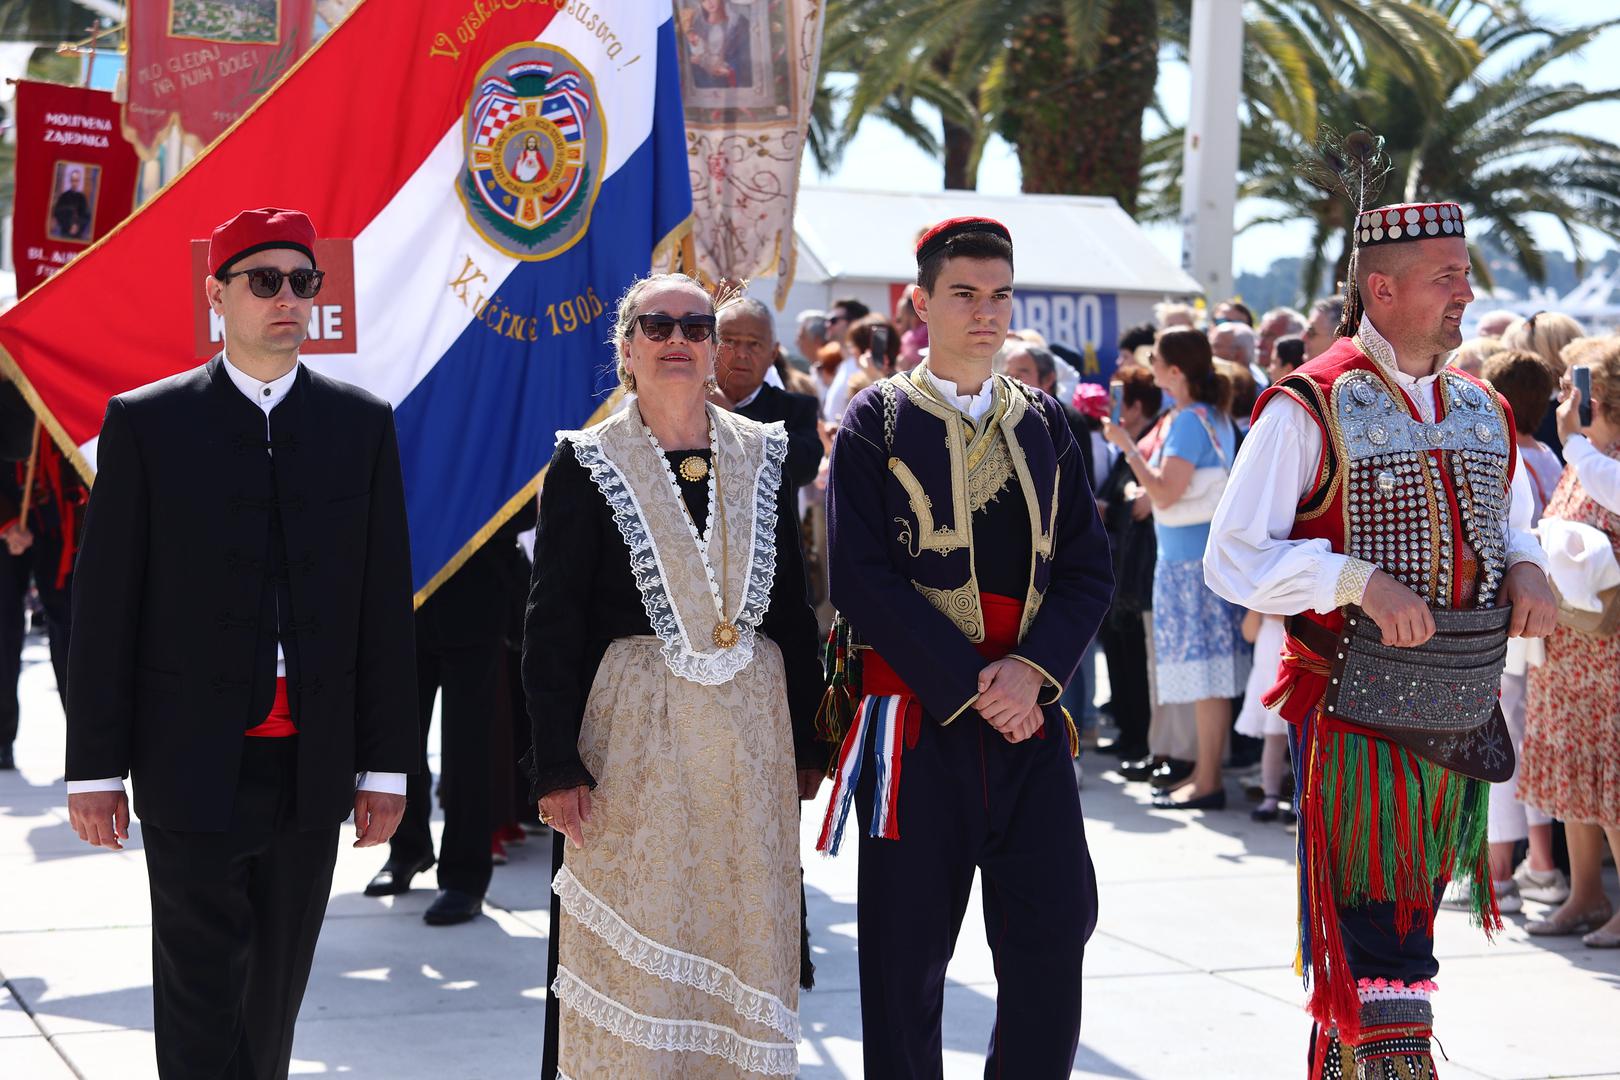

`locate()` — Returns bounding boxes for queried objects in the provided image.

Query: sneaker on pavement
[1441,877,1521,914]
[1514,862,1571,905]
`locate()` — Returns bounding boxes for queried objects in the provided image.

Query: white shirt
[1563,434,1620,517]
[920,366,996,422]
[67,353,405,798]
[822,355,863,423]
[1204,318,1548,616]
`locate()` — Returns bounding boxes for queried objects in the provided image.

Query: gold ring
[539,812,552,825]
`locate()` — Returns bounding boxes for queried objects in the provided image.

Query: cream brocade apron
[552,404,800,1079]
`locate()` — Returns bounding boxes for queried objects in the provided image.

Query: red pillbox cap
[209,207,318,277]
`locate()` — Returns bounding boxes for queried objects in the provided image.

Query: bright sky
[810,2,1620,276]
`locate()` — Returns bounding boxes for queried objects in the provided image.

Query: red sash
[245,678,296,738]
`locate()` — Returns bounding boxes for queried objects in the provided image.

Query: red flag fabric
[0,0,690,604]
[9,82,140,297]
[122,0,316,156]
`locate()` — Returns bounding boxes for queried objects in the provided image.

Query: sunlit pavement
[3,639,1616,1078]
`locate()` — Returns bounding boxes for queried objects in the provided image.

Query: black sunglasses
[635,313,716,343]
[220,267,326,300]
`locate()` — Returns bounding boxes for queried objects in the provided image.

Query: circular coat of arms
[459,44,607,261]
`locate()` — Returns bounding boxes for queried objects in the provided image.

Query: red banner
[122,0,316,157]
[10,82,141,297]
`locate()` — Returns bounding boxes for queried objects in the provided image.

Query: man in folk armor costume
[818,217,1114,1077]
[1206,196,1557,1078]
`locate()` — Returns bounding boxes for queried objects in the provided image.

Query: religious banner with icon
[0,0,690,604]
[121,0,317,156]
[9,81,141,296]
[676,0,823,307]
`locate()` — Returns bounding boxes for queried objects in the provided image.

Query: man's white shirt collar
[921,366,996,423]
[1358,317,1451,390]
[222,350,300,414]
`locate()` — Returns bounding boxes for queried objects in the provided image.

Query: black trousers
[1098,611,1150,756]
[0,535,71,748]
[142,738,339,1080]
[388,638,500,896]
[854,705,1098,1079]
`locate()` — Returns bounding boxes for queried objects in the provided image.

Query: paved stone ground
[3,638,1617,1078]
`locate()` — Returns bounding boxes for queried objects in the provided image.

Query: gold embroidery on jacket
[914,581,985,642]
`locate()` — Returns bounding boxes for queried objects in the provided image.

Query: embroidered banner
[9,81,141,296]
[0,0,691,603]
[121,0,317,157]
[675,0,823,307]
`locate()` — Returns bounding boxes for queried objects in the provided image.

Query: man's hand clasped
[1361,562,1558,649]
[975,658,1046,743]
[1502,561,1558,639]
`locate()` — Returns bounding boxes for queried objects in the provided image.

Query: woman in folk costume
[523,274,825,1078]
[1205,136,1557,1080]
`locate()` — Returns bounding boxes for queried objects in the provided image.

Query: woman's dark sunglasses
[220,267,326,300]
[635,313,716,343]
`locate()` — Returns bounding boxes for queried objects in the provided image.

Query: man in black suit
[714,297,823,488]
[65,208,418,1079]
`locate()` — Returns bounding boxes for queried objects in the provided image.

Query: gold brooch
[677,455,709,483]
[712,620,740,649]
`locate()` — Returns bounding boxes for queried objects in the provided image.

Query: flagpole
[17,418,41,534]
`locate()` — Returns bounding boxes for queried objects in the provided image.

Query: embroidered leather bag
[1304,605,1515,782]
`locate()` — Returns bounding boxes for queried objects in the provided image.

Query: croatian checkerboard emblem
[460,44,605,261]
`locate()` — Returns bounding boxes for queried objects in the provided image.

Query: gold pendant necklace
[650,415,739,651]
[710,443,739,649]
[677,455,709,483]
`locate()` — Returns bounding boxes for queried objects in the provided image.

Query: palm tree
[813,0,1473,214]
[0,0,100,42]
[1173,5,1620,300]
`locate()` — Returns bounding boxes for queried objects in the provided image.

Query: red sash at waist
[861,592,1024,698]
[245,678,296,738]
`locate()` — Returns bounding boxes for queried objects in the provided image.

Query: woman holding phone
[1519,338,1620,947]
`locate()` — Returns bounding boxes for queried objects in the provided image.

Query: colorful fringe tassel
[814,617,862,749]
[1297,710,1497,1045]
[816,695,906,856]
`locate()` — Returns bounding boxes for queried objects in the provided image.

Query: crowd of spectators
[776,289,1620,945]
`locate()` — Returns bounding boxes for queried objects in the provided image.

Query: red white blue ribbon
[816,695,907,855]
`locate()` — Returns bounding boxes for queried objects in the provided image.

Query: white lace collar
[559,406,789,686]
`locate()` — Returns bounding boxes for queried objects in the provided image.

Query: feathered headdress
[1297,127,1393,338]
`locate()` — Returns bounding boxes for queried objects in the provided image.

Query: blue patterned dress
[1149,405,1250,704]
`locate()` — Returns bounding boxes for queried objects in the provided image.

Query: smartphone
[1109,383,1124,424]
[870,325,891,366]
[1575,365,1593,427]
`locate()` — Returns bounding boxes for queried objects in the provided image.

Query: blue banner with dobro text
[1008,290,1119,382]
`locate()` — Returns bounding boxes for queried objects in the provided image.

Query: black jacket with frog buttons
[66,355,418,831]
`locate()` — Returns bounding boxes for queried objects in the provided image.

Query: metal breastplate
[1335,369,1511,606]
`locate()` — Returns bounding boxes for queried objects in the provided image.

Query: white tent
[752,187,1201,376]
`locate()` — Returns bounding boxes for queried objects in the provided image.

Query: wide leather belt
[1286,605,1515,782]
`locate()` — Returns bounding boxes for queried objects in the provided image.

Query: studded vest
[1251,333,1517,723]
